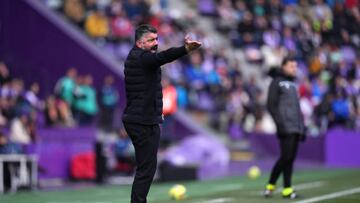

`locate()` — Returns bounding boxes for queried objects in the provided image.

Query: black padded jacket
[122,45,187,125]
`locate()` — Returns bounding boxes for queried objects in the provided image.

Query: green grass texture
[1,168,359,203]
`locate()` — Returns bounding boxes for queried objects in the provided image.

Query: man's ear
[136,40,143,48]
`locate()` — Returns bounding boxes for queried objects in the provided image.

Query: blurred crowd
[208,0,360,136]
[0,61,38,153]
[41,0,360,139]
[0,61,129,185]
[0,61,121,154]
[51,68,120,129]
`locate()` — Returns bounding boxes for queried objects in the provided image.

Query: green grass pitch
[1,169,359,203]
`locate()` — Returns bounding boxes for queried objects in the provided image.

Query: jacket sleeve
[139,46,187,68]
[267,79,281,125]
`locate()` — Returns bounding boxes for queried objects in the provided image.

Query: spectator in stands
[175,80,188,109]
[263,29,281,49]
[233,0,248,22]
[0,61,11,85]
[73,74,98,125]
[282,27,298,56]
[184,51,206,108]
[24,83,43,112]
[331,90,352,127]
[55,68,77,106]
[243,76,264,132]
[84,0,98,11]
[53,68,77,126]
[123,0,150,23]
[63,0,85,27]
[296,0,312,22]
[109,0,123,16]
[110,7,134,41]
[85,8,109,41]
[58,97,75,127]
[230,85,251,132]
[282,4,300,28]
[0,82,12,125]
[11,79,28,118]
[235,11,255,47]
[10,113,33,146]
[18,82,43,130]
[0,110,7,127]
[216,0,237,32]
[314,92,333,133]
[310,0,333,34]
[98,75,119,132]
[10,79,24,102]
[244,75,261,101]
[44,95,61,127]
[0,131,10,154]
[72,75,84,123]
[268,0,283,16]
[0,62,14,124]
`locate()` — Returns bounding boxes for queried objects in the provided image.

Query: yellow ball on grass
[247,166,261,179]
[168,184,187,200]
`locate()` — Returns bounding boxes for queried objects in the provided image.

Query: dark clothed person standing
[264,57,306,199]
[122,24,201,203]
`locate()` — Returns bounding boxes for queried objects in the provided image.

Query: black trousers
[268,134,300,188]
[123,122,160,203]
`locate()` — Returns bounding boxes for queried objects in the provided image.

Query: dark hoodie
[267,68,305,138]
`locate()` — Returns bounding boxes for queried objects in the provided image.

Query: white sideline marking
[293,187,360,203]
[200,198,234,203]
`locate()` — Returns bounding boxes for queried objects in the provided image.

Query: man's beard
[151,45,158,52]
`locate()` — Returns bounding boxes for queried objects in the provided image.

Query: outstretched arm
[140,36,202,68]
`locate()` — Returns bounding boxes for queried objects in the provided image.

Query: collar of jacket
[268,68,295,81]
[279,70,295,81]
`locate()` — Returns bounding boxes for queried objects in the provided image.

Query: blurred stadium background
[0,0,359,202]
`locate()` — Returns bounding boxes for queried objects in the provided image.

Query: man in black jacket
[122,24,201,203]
[264,57,305,199]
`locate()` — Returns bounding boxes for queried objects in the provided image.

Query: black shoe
[282,192,301,199]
